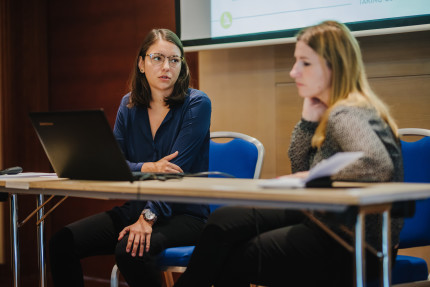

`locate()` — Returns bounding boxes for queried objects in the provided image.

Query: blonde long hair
[296,21,398,147]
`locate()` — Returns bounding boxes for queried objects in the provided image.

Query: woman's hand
[118,215,154,256]
[302,97,328,122]
[141,151,183,173]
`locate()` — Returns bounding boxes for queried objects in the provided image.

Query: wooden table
[3,176,430,287]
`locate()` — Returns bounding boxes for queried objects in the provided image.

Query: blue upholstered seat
[392,255,429,283]
[158,246,196,268]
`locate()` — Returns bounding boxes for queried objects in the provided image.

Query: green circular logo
[220,12,232,29]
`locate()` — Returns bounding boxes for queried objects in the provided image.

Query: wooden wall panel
[199,46,277,178]
[0,0,9,268]
[372,76,430,129]
[0,0,51,286]
[2,0,50,171]
[48,0,198,126]
[274,83,301,177]
[48,1,173,125]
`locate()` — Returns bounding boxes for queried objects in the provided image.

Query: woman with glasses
[49,29,211,287]
[173,21,403,287]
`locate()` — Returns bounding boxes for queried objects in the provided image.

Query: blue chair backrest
[209,138,259,179]
[398,136,430,248]
[208,134,263,212]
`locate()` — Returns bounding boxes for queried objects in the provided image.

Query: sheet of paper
[259,176,306,188]
[1,173,58,189]
[306,152,364,182]
[259,152,364,189]
[0,172,57,179]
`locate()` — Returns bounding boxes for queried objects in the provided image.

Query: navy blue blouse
[110,88,211,222]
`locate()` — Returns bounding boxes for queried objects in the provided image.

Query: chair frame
[110,131,265,287]
[398,128,430,137]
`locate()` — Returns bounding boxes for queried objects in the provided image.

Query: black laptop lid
[29,110,134,181]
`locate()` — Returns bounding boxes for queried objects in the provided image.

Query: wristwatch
[142,209,157,223]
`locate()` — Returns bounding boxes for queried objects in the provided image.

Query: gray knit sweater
[288,105,404,249]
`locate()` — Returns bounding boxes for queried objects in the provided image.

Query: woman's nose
[162,59,170,70]
[290,64,298,79]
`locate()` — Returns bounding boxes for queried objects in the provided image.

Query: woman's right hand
[141,151,183,173]
[118,215,154,256]
[302,97,328,122]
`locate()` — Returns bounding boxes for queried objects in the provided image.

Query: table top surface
[1,176,430,210]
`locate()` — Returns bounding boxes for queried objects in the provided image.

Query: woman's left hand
[141,151,183,173]
[302,97,328,122]
[118,215,153,256]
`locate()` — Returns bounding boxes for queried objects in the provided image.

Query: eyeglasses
[146,53,183,68]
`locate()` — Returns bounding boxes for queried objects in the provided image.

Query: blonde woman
[174,21,403,287]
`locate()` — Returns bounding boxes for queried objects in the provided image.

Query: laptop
[29,110,166,182]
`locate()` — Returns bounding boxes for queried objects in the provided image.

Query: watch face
[144,210,156,221]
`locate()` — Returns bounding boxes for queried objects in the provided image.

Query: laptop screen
[29,110,135,181]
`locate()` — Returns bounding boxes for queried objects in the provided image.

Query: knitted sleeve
[288,119,318,173]
[326,106,395,182]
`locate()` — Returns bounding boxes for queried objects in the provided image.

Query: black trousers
[49,211,205,287]
[174,206,389,287]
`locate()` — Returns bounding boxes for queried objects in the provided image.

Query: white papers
[0,172,57,179]
[259,152,364,188]
[1,173,58,189]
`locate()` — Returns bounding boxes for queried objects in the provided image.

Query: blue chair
[208,131,264,179]
[391,128,430,285]
[111,131,265,287]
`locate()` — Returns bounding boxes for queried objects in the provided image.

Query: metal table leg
[10,194,20,287]
[381,210,391,287]
[355,205,392,287]
[37,194,47,287]
[355,211,365,287]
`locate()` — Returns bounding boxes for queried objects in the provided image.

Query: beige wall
[199,45,278,178]
[199,29,430,270]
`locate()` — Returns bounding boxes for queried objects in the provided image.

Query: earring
[140,69,144,73]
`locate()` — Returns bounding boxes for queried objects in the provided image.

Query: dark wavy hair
[128,29,190,108]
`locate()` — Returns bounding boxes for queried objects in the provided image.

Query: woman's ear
[138,56,145,73]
